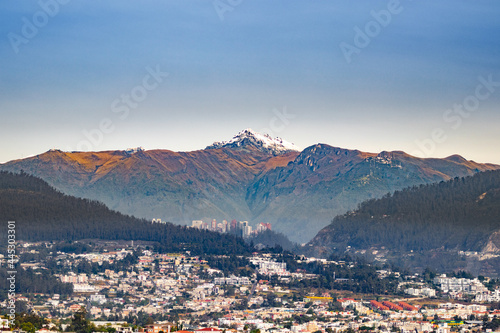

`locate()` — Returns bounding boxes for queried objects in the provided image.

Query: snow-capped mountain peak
[206,128,299,155]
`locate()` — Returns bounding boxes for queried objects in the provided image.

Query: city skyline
[1,1,499,164]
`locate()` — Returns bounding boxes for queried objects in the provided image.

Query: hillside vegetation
[0,171,249,256]
[309,170,500,275]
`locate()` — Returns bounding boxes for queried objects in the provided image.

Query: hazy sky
[1,1,500,164]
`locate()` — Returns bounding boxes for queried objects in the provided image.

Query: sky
[1,1,500,164]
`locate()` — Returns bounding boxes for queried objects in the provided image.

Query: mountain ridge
[1,130,498,243]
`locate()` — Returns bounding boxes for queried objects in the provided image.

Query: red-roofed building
[337,298,357,308]
[69,304,83,312]
[195,328,221,333]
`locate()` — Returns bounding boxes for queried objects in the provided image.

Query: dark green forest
[0,266,73,297]
[248,229,296,251]
[0,171,249,256]
[318,169,500,252]
[277,253,399,294]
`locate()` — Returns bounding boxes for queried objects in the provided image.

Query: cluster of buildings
[249,256,290,276]
[433,275,489,298]
[213,275,251,286]
[402,275,497,302]
[404,287,437,297]
[213,296,499,333]
[475,288,500,303]
[190,219,271,237]
[2,241,500,333]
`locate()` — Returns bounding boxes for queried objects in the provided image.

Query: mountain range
[1,129,498,242]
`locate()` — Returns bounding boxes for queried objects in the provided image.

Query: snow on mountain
[206,128,300,155]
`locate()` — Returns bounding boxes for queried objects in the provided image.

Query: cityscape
[151,219,272,238]
[189,220,272,238]
[1,240,500,333]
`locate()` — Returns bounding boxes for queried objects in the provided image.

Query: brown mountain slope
[245,145,499,241]
[1,141,498,243]
[1,147,299,226]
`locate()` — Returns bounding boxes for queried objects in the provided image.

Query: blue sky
[1,1,500,164]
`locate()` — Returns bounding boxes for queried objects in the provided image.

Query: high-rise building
[243,225,252,237]
[211,219,217,231]
[256,222,272,233]
[230,219,238,231]
[191,220,203,229]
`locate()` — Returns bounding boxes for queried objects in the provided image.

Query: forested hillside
[0,171,249,256]
[309,170,500,274]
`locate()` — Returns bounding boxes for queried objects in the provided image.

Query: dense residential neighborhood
[2,240,500,333]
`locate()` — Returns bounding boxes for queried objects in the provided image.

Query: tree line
[321,169,500,252]
[0,171,250,256]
